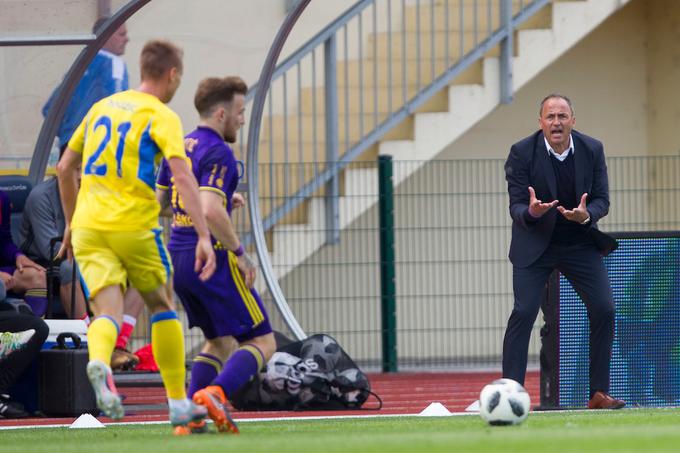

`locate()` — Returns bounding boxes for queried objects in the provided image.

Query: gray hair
[539,94,574,116]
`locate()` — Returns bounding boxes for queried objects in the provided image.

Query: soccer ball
[479,378,531,426]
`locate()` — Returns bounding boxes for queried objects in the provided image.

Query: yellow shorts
[71,227,172,298]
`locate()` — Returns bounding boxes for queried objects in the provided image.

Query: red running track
[0,371,539,428]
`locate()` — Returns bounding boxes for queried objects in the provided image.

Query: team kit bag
[231,333,380,411]
[39,332,97,417]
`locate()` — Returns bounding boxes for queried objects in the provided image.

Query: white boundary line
[0,411,479,430]
[4,406,662,431]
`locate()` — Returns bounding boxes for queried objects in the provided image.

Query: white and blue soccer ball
[479,378,531,426]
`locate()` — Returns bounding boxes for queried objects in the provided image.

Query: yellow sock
[151,311,186,400]
[87,316,119,365]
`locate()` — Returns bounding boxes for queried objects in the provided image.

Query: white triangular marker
[466,399,480,412]
[418,402,451,416]
[69,413,105,429]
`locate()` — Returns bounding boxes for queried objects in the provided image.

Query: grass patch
[2,409,679,453]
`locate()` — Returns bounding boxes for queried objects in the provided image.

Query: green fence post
[378,155,397,372]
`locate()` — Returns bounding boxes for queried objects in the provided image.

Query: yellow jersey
[68,90,186,231]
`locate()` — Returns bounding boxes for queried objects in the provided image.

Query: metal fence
[6,153,680,370]
[162,156,680,371]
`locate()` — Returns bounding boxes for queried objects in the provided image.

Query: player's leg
[186,336,236,433]
[193,279,274,434]
[170,248,231,434]
[192,328,274,435]
[111,288,143,371]
[170,250,237,399]
[142,286,185,399]
[212,331,275,398]
[138,284,206,434]
[189,251,267,433]
[88,285,125,363]
[188,336,236,398]
[86,285,126,419]
[121,229,206,434]
[71,227,127,420]
[208,253,275,400]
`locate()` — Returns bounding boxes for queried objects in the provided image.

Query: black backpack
[231,333,381,411]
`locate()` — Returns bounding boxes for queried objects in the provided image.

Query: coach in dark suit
[502,94,624,409]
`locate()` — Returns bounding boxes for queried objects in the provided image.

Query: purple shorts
[171,248,272,342]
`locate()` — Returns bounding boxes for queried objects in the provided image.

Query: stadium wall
[3,0,680,368]
[0,0,355,165]
[274,0,680,368]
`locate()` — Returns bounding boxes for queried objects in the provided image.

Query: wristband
[233,244,245,257]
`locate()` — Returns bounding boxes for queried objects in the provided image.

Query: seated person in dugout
[0,278,49,419]
[0,191,47,316]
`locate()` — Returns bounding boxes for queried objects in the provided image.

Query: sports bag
[231,333,381,411]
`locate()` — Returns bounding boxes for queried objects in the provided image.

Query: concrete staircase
[253,0,632,286]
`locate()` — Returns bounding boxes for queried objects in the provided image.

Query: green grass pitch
[2,409,679,453]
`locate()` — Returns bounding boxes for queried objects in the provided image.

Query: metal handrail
[245,0,374,102]
[242,0,550,240]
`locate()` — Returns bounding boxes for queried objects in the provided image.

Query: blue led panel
[559,236,680,408]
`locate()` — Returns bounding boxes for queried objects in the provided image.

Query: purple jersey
[158,127,271,340]
[157,126,239,252]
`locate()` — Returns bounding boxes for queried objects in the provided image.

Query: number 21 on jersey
[83,115,132,177]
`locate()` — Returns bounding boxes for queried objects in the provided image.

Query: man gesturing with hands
[501,94,624,410]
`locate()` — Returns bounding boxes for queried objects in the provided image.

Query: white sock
[168,398,190,412]
[122,314,137,327]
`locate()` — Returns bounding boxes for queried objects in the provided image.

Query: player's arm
[155,159,172,217]
[200,190,256,287]
[232,192,245,209]
[167,156,216,281]
[155,187,172,217]
[55,147,82,260]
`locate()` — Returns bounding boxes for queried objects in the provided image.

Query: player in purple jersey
[156,76,275,434]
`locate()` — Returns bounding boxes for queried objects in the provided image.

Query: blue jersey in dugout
[44,50,129,147]
[157,126,271,340]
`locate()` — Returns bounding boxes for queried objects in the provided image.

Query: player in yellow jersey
[56,40,216,435]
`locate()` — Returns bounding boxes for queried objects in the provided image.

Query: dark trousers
[0,309,49,393]
[502,242,615,394]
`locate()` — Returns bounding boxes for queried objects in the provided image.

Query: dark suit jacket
[505,129,613,268]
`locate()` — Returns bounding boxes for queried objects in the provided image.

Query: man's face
[539,97,575,152]
[221,94,246,143]
[103,24,128,56]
